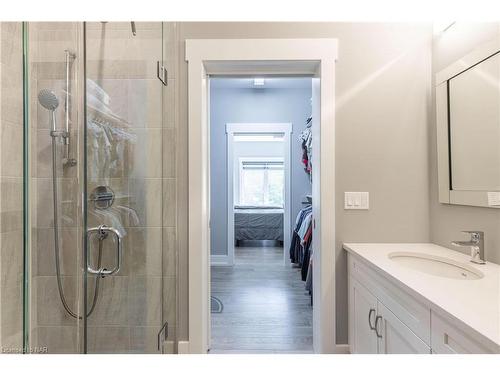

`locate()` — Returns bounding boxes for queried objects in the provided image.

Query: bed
[234,206,284,246]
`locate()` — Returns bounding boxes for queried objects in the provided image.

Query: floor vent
[211,296,223,313]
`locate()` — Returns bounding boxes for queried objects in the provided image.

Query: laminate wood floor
[210,247,313,354]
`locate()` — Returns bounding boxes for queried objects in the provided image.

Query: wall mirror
[436,37,500,208]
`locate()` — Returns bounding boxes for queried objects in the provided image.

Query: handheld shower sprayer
[38,89,62,135]
[38,89,70,140]
[38,88,59,111]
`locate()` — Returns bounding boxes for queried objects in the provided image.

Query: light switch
[344,192,369,210]
[487,191,500,206]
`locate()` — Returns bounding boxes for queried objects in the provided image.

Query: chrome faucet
[451,231,486,264]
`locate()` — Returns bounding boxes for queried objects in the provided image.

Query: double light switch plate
[487,191,500,206]
[344,192,369,210]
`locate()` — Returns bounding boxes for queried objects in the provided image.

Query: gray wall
[176,22,433,344]
[209,85,312,256]
[430,23,500,264]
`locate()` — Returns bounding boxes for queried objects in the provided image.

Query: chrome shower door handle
[86,225,123,276]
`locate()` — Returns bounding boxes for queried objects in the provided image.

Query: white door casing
[186,38,338,353]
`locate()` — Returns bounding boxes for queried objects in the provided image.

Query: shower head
[38,89,59,111]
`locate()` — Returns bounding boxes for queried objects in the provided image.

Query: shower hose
[51,136,103,319]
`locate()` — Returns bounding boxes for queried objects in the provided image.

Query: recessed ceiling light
[253,78,265,86]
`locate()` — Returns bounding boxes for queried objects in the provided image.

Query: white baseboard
[177,341,190,354]
[211,254,231,266]
[177,341,347,354]
[162,341,175,353]
[336,344,350,354]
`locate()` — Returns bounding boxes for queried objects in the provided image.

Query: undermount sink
[388,252,484,280]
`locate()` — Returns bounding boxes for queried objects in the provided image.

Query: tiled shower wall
[0,22,24,352]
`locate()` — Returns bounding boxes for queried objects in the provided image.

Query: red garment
[302,223,312,245]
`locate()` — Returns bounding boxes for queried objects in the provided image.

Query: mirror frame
[435,36,500,208]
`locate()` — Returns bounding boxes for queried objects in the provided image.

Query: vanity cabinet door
[349,278,379,353]
[376,302,431,354]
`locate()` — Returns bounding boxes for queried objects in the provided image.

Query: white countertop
[343,243,500,349]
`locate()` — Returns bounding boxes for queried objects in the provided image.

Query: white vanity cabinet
[376,302,430,354]
[349,278,378,353]
[430,312,494,354]
[347,251,498,354]
[349,272,430,354]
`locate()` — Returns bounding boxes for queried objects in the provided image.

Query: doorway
[216,120,294,266]
[186,38,337,354]
[209,80,307,351]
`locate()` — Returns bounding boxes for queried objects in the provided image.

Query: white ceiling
[210,77,312,89]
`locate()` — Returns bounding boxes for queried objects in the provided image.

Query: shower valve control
[90,186,115,210]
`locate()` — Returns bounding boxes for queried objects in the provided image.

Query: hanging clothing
[289,205,312,267]
[289,205,312,264]
[301,234,312,281]
[297,212,312,241]
[299,117,313,177]
[302,224,312,245]
[290,203,315,299]
[305,257,313,293]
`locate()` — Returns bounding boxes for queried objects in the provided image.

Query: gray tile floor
[210,247,313,354]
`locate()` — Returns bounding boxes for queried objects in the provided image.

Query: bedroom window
[239,159,284,207]
[234,133,284,142]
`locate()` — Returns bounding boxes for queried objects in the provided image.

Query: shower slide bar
[63,49,77,167]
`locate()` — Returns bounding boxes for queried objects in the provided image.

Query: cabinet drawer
[431,312,496,354]
[349,254,431,345]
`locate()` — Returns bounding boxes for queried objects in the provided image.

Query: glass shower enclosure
[0,21,177,354]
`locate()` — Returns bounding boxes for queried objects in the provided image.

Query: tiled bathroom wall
[0,22,23,353]
[0,22,24,352]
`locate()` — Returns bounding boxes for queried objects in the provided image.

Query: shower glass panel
[27,22,82,354]
[14,21,177,354]
[83,22,176,354]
